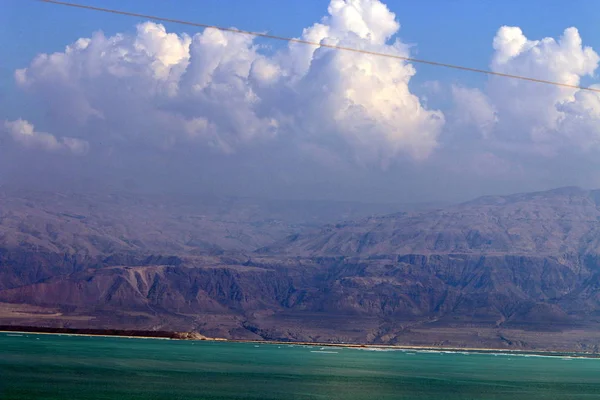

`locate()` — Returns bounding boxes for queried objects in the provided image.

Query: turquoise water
[1,333,600,399]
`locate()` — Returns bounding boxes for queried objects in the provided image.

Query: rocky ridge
[1,187,600,351]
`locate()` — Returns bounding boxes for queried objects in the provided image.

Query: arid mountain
[0,188,404,255]
[1,187,600,352]
[263,186,600,256]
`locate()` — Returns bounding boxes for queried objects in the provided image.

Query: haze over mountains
[264,186,600,256]
[0,188,407,255]
[1,186,600,351]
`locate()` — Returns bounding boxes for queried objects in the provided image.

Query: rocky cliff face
[1,187,600,351]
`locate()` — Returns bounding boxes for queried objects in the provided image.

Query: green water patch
[1,334,599,399]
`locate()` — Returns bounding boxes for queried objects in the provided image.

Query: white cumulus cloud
[2,119,89,155]
[13,0,443,164]
[278,0,444,163]
[455,26,600,156]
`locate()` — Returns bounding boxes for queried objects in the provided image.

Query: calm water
[1,333,600,399]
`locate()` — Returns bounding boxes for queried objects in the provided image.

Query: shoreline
[229,339,600,359]
[1,326,598,359]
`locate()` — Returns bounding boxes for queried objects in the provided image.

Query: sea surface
[1,333,600,399]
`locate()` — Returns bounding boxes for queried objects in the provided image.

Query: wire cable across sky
[37,0,600,94]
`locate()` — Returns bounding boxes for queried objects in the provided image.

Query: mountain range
[1,186,600,352]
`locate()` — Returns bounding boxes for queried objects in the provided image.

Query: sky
[3,0,600,203]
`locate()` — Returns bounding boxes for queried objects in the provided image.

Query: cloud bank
[13,0,443,165]
[5,0,600,201]
[456,26,600,154]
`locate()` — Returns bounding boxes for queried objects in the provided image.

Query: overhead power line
[37,0,600,93]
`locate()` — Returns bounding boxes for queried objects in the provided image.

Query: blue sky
[4,1,600,90]
[3,0,600,202]
[1,0,598,126]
